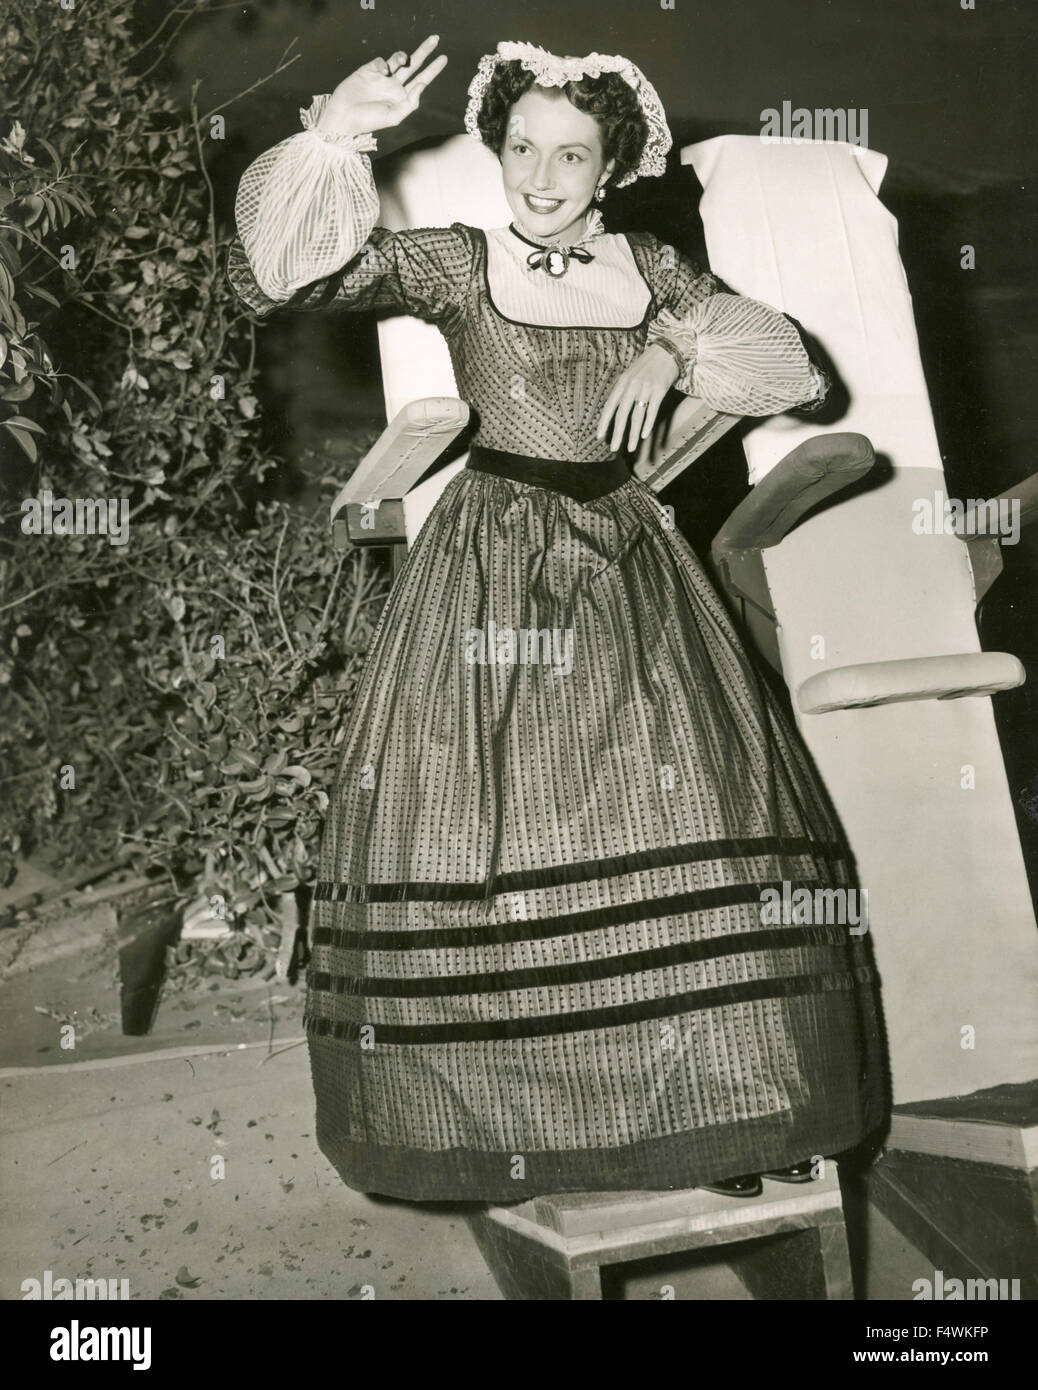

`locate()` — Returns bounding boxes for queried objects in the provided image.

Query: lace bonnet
[464,40,673,189]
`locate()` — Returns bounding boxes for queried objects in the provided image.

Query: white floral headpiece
[464,40,673,189]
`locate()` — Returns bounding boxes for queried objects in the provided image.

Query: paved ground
[2,1041,503,1302]
[0,873,501,1301]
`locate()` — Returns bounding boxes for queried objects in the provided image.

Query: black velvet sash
[465,445,631,502]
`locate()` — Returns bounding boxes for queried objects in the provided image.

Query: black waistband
[465,445,631,503]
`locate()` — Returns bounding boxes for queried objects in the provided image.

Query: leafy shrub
[0,0,386,942]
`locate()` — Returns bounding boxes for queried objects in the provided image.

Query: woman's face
[500,86,615,242]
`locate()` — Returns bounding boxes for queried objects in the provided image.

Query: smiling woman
[501,92,608,242]
[226,36,883,1205]
[479,64,650,242]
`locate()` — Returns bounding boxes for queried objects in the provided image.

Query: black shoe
[698,1173,763,1198]
[761,1159,817,1183]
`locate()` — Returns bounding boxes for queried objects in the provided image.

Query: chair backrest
[685,134,1038,1104]
[373,136,506,538]
[375,135,509,418]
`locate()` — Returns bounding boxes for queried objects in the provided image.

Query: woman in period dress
[228,36,885,1203]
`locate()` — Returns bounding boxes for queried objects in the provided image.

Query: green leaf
[2,421,37,461]
[21,195,45,227]
[36,136,63,176]
[1,380,36,402]
[65,375,102,412]
[25,283,61,308]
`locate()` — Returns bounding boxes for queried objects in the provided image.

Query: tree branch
[271,513,296,657]
[200,42,302,121]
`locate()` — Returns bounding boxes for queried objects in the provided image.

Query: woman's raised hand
[316,35,448,139]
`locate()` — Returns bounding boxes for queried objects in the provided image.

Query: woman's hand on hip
[596,343,680,453]
[317,34,448,138]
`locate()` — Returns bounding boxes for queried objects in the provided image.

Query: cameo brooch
[508,211,604,279]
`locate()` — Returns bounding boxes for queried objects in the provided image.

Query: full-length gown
[227,98,886,1201]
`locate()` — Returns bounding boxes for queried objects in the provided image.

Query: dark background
[165,0,1038,892]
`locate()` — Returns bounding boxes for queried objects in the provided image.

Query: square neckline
[470,226,658,333]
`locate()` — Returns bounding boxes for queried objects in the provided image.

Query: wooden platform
[469,1165,852,1301]
[866,1080,1038,1300]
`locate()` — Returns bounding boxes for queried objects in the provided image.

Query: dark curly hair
[475,61,649,192]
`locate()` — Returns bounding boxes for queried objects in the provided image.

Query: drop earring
[594,185,606,201]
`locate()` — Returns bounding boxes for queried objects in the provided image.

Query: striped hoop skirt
[306,459,885,1202]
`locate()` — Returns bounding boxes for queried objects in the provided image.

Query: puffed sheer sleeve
[227,94,474,327]
[640,239,830,417]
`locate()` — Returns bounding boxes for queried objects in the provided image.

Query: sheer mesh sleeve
[228,95,475,327]
[642,239,828,417]
[234,94,381,302]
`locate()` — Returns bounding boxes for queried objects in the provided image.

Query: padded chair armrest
[634,398,741,493]
[961,471,1038,539]
[960,471,1038,604]
[797,652,1026,714]
[1015,473,1038,530]
[329,397,470,548]
[711,433,875,558]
